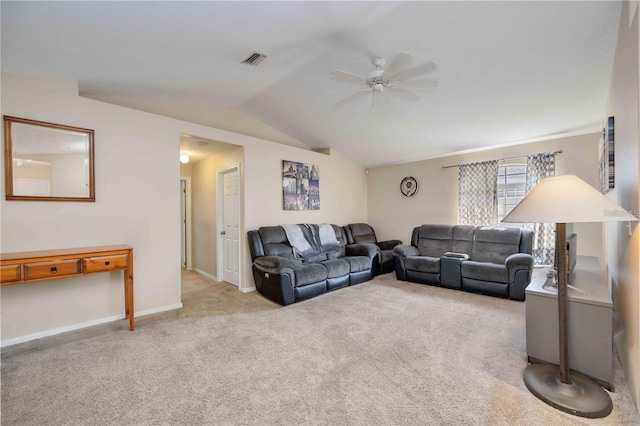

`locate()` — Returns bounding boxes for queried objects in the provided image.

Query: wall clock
[400,177,418,197]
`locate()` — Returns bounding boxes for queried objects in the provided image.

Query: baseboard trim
[241,286,256,293]
[194,268,218,282]
[135,303,184,318]
[1,303,184,348]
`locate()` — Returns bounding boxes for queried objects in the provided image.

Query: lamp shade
[502,175,638,223]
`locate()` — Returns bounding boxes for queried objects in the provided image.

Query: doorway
[217,164,241,287]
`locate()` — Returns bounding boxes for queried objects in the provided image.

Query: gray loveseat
[393,225,534,300]
[248,224,377,305]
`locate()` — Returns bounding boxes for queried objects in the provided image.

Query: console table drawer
[1,264,21,284]
[24,259,81,281]
[83,254,128,273]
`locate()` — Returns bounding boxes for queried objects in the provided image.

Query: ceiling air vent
[241,52,267,66]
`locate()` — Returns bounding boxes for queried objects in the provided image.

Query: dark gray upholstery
[470,226,521,264]
[320,258,350,278]
[292,263,329,286]
[341,255,372,273]
[416,225,453,257]
[452,225,475,254]
[344,223,402,275]
[461,261,509,283]
[347,223,377,244]
[394,225,534,301]
[404,256,440,274]
[248,224,376,305]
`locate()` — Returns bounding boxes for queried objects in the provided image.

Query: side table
[525,256,613,390]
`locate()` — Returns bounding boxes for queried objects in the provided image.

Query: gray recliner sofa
[248,224,377,305]
[393,225,534,300]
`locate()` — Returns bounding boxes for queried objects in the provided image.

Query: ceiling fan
[330,52,438,112]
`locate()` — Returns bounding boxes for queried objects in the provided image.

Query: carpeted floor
[2,271,639,425]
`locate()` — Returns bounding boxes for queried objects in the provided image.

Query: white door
[180,179,187,268]
[222,169,240,286]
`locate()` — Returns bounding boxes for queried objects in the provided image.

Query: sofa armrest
[346,243,377,259]
[377,239,402,251]
[443,252,469,260]
[505,253,533,268]
[251,258,297,306]
[505,253,534,282]
[254,256,300,270]
[393,244,419,258]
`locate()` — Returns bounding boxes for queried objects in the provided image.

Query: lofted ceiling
[1,1,622,167]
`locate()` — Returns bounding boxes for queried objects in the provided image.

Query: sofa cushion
[405,256,441,274]
[452,225,475,255]
[293,263,328,286]
[320,259,350,278]
[470,226,521,264]
[349,223,377,244]
[259,226,295,258]
[461,261,509,284]
[416,225,454,257]
[342,256,371,273]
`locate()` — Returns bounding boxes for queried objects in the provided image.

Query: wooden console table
[1,244,134,331]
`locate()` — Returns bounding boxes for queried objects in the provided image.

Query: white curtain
[458,160,499,226]
[525,153,557,265]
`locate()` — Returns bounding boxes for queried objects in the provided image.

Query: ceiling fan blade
[334,88,371,106]
[395,79,439,92]
[388,88,420,102]
[330,70,367,85]
[395,60,438,81]
[374,90,392,112]
[383,52,413,78]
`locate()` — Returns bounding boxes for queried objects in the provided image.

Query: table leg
[125,249,134,331]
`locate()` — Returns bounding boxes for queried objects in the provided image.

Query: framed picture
[282,160,320,210]
[599,116,614,193]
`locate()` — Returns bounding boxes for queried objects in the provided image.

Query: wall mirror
[4,116,95,202]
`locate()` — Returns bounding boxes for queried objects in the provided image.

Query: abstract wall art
[282,160,320,210]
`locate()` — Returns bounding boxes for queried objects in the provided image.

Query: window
[497,162,526,222]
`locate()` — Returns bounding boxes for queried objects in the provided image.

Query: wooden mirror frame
[4,116,95,202]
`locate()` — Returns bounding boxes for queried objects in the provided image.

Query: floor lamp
[502,174,637,418]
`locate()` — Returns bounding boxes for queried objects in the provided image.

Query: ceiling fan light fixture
[331,52,437,111]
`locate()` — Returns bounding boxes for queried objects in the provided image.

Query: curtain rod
[440,150,563,170]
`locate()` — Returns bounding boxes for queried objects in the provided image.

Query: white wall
[1,73,183,344]
[242,147,368,291]
[367,133,603,260]
[1,72,369,343]
[605,0,640,410]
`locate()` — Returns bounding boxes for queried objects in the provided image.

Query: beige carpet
[2,271,639,425]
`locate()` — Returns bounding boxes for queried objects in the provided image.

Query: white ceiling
[1,1,622,167]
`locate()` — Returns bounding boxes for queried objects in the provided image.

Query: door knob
[221,231,226,235]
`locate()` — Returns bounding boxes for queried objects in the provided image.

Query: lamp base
[523,364,612,418]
